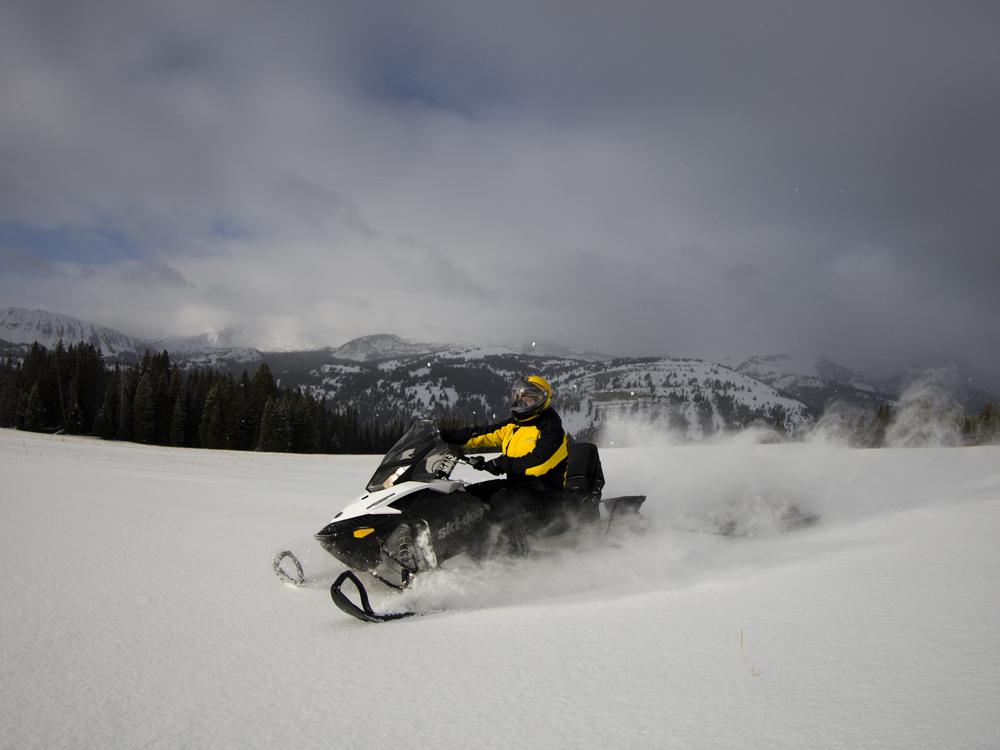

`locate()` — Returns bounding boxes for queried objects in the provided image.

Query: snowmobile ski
[330,570,418,623]
[273,550,305,586]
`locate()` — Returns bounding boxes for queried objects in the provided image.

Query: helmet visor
[511,379,547,414]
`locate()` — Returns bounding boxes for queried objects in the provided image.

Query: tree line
[0,342,406,453]
[824,401,999,447]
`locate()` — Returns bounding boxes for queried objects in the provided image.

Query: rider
[440,375,569,526]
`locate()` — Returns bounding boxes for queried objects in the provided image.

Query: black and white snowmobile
[273,418,645,622]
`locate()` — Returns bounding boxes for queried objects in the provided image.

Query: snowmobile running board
[330,570,418,623]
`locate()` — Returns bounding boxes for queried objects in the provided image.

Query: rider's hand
[468,455,487,471]
[481,458,504,476]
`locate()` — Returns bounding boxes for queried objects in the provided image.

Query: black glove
[482,458,504,476]
[467,455,504,475]
[480,457,505,476]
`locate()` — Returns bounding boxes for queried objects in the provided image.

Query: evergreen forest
[0,342,406,453]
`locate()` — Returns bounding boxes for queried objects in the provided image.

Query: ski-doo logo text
[436,507,486,541]
[366,492,394,510]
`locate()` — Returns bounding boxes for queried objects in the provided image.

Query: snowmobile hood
[330,479,466,524]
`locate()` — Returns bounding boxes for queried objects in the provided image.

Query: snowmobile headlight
[353,527,375,539]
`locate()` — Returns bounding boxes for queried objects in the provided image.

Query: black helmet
[511,375,553,422]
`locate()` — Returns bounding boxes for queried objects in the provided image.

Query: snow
[2,429,999,748]
[330,334,441,362]
[0,307,146,357]
[557,358,813,439]
[729,354,886,399]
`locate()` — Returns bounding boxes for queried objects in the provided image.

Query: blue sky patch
[0,222,141,265]
[359,35,505,119]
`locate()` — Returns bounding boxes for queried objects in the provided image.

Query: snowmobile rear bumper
[603,495,646,531]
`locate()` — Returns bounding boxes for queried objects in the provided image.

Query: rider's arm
[503,422,569,477]
[442,422,512,451]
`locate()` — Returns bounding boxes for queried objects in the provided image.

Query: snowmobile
[273,418,645,622]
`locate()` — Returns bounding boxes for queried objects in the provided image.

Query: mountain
[328,334,447,362]
[152,325,245,352]
[0,307,146,358]
[281,344,814,441]
[729,354,892,414]
[730,354,996,415]
[515,341,612,362]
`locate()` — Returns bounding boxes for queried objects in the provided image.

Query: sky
[1,0,998,387]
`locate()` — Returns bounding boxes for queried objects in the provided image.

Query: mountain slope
[730,354,892,413]
[328,333,447,362]
[297,346,814,441]
[0,307,145,357]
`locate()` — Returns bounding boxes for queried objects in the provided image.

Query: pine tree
[289,392,320,453]
[249,364,278,446]
[872,403,892,447]
[0,362,19,428]
[185,370,209,445]
[118,366,137,441]
[257,397,291,452]
[169,397,187,447]
[65,399,84,435]
[199,383,225,449]
[977,402,997,444]
[22,383,44,432]
[225,379,253,450]
[93,369,120,439]
[132,374,156,444]
[230,371,255,450]
[71,343,104,431]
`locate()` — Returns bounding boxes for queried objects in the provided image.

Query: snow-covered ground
[2,429,999,749]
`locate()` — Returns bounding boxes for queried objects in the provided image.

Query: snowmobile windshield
[366,419,456,492]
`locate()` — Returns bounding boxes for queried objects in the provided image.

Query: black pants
[466,478,568,531]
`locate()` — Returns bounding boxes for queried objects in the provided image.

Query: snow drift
[1,428,999,748]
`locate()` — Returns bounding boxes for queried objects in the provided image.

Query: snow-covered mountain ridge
[328,333,450,362]
[2,309,994,438]
[728,353,892,414]
[298,345,813,439]
[0,307,146,357]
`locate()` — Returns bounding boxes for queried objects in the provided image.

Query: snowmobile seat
[565,441,605,497]
[564,441,604,523]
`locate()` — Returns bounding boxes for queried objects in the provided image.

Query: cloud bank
[1,0,998,387]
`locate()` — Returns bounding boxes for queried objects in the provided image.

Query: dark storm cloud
[119,259,191,289]
[0,246,55,275]
[0,0,998,386]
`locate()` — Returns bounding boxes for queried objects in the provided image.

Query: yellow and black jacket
[443,409,569,490]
